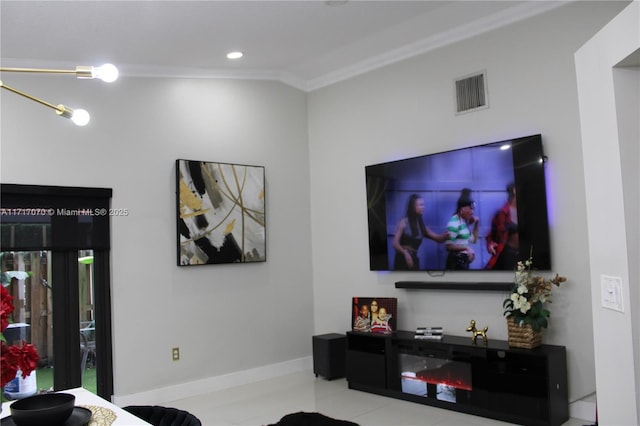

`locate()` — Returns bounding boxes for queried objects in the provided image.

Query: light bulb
[92,63,119,82]
[71,109,91,126]
[226,51,243,60]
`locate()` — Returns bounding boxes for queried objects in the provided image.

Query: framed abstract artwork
[176,159,266,266]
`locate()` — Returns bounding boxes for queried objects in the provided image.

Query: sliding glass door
[0,250,98,394]
[1,184,113,399]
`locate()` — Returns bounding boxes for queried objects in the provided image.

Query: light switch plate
[601,275,624,312]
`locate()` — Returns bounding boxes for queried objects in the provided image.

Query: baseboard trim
[570,399,596,422]
[112,356,313,407]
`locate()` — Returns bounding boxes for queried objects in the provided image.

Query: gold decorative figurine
[466,320,488,344]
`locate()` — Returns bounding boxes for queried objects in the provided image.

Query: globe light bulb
[226,51,243,60]
[92,63,119,83]
[71,109,91,126]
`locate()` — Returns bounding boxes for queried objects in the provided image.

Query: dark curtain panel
[1,184,112,250]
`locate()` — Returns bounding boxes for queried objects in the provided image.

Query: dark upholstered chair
[123,405,202,426]
[268,411,360,426]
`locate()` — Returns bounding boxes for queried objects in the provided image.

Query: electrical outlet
[172,347,180,361]
[601,275,624,312]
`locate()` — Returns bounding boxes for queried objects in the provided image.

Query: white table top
[1,387,151,425]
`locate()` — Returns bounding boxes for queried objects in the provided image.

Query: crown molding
[306,1,572,91]
[116,64,309,92]
[0,58,309,92]
[0,1,571,93]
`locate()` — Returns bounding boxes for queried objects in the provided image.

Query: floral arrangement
[1,285,39,387]
[503,258,567,332]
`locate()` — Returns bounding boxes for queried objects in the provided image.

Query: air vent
[455,71,488,114]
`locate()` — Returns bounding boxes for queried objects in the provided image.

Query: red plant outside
[1,285,40,387]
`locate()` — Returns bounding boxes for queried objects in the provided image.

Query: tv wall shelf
[395,281,512,291]
[346,331,569,426]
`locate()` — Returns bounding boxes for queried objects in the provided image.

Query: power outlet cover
[600,275,624,312]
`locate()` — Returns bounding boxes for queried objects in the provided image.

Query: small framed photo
[352,297,397,334]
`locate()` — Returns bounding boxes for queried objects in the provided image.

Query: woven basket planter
[507,317,542,349]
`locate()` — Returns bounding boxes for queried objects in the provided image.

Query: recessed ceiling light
[226,51,243,60]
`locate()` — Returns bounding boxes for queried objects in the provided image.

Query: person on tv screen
[392,194,449,270]
[485,183,519,270]
[445,188,479,270]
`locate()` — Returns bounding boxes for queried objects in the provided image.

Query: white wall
[308,0,630,404]
[0,76,315,397]
[575,1,639,424]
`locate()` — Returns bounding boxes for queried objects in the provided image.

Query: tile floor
[166,370,592,426]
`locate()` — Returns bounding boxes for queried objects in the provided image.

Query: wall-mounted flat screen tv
[365,134,551,272]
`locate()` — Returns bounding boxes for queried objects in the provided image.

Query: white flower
[517,284,528,294]
[519,300,531,314]
[511,293,531,314]
[516,297,531,313]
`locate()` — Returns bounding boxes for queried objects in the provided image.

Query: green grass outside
[2,366,96,402]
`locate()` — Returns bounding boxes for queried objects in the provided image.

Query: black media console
[346,331,569,426]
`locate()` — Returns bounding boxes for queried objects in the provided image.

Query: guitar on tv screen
[365,134,551,272]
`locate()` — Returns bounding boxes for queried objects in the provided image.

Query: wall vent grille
[455,72,488,114]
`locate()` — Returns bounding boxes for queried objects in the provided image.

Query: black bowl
[10,393,76,426]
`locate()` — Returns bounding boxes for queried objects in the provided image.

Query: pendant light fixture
[0,63,119,126]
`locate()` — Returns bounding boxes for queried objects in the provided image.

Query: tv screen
[365,134,551,272]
